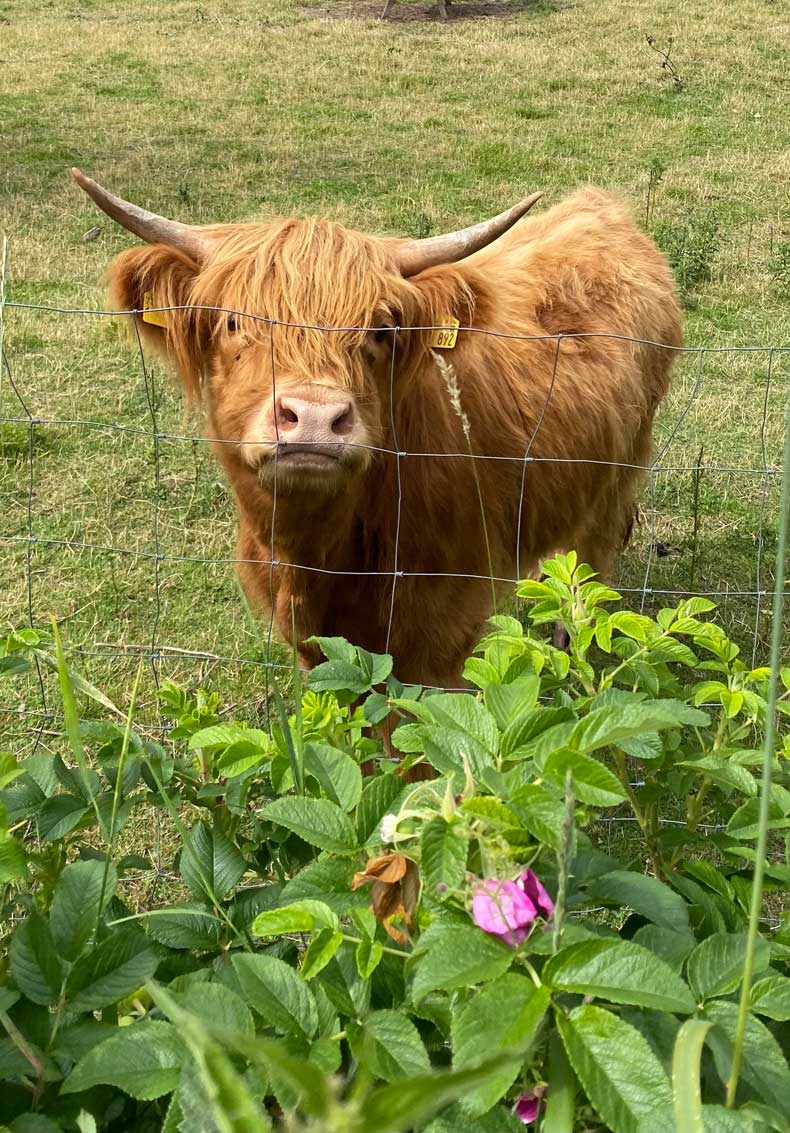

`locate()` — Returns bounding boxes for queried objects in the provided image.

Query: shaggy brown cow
[74,170,682,689]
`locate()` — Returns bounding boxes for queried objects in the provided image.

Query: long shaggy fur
[108,187,682,687]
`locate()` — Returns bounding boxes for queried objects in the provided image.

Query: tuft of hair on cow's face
[204,311,402,496]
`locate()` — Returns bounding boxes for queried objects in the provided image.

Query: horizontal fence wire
[1,293,789,842]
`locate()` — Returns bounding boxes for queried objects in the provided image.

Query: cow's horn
[398,192,543,276]
[71,169,209,262]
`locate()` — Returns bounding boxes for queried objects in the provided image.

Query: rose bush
[1,554,789,1133]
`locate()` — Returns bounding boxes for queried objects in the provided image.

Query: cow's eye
[374,326,394,343]
[227,315,238,332]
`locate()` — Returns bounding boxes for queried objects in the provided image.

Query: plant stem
[726,384,790,1107]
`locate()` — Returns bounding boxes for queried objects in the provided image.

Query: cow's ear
[107,244,207,401]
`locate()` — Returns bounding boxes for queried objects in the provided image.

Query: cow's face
[76,169,540,494]
[203,299,401,496]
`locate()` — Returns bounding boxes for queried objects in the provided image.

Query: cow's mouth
[274,442,344,468]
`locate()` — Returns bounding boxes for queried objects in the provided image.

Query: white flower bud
[379,813,399,844]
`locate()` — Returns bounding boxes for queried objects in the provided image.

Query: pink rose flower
[517,868,555,920]
[471,878,536,946]
[513,1086,546,1124]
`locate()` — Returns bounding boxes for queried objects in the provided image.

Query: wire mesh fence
[1,254,789,778]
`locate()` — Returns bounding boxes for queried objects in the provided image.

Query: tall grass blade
[726,379,790,1106]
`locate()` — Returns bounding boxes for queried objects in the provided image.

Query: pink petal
[472,879,536,944]
[518,869,554,920]
[513,1087,546,1124]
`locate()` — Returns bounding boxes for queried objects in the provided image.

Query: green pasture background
[2,0,789,743]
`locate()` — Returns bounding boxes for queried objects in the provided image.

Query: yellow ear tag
[142,291,169,328]
[429,317,460,350]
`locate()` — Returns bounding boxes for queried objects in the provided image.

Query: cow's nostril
[281,406,299,425]
[332,407,354,436]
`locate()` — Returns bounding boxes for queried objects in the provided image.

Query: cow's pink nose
[274,395,355,441]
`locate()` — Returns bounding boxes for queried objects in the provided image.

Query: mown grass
[2,0,790,755]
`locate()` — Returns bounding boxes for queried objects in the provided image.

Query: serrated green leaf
[751,975,790,1021]
[571,700,709,754]
[687,933,770,1002]
[356,937,384,979]
[301,929,343,980]
[65,926,160,1012]
[61,1020,185,1099]
[545,939,695,1013]
[705,999,790,1118]
[631,924,696,972]
[356,1053,519,1133]
[8,912,63,1006]
[141,904,224,950]
[0,830,27,882]
[558,1004,672,1133]
[507,784,566,851]
[170,982,255,1038]
[50,859,117,961]
[357,776,406,844]
[232,953,318,1038]
[409,922,513,1003]
[180,821,246,903]
[420,818,467,899]
[252,900,337,938]
[303,742,362,812]
[308,659,371,695]
[452,975,551,1115]
[37,794,89,841]
[261,796,357,852]
[350,1009,431,1081]
[589,870,690,934]
[543,748,627,807]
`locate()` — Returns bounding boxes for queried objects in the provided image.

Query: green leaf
[409,922,513,1003]
[253,900,338,938]
[301,928,343,980]
[281,857,367,915]
[751,975,790,1021]
[631,925,696,972]
[701,1106,757,1133]
[8,912,63,1006]
[588,870,690,934]
[303,742,362,812]
[543,748,627,807]
[687,932,770,1002]
[356,1053,520,1133]
[65,926,161,1012]
[141,903,224,950]
[307,636,357,664]
[232,953,318,1038]
[37,794,89,841]
[180,821,246,903]
[0,830,27,882]
[485,675,540,730]
[0,752,24,791]
[420,817,467,899]
[308,659,371,695]
[507,784,567,851]
[170,982,255,1038]
[357,776,406,844]
[50,859,117,961]
[261,796,357,852]
[571,700,709,754]
[672,1019,712,1133]
[62,1020,185,1100]
[189,723,268,750]
[557,1004,672,1133]
[452,975,551,1115]
[705,999,790,1119]
[356,937,384,979]
[545,939,695,1014]
[349,1009,431,1081]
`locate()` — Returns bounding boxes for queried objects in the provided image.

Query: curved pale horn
[71,168,209,262]
[398,191,543,276]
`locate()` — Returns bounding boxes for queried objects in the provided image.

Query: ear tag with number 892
[429,317,460,350]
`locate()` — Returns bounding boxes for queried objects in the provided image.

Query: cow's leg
[381,0,395,17]
[437,0,448,16]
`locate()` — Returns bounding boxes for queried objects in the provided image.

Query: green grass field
[2,0,790,747]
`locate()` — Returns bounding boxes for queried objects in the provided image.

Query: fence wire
[1,288,788,788]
